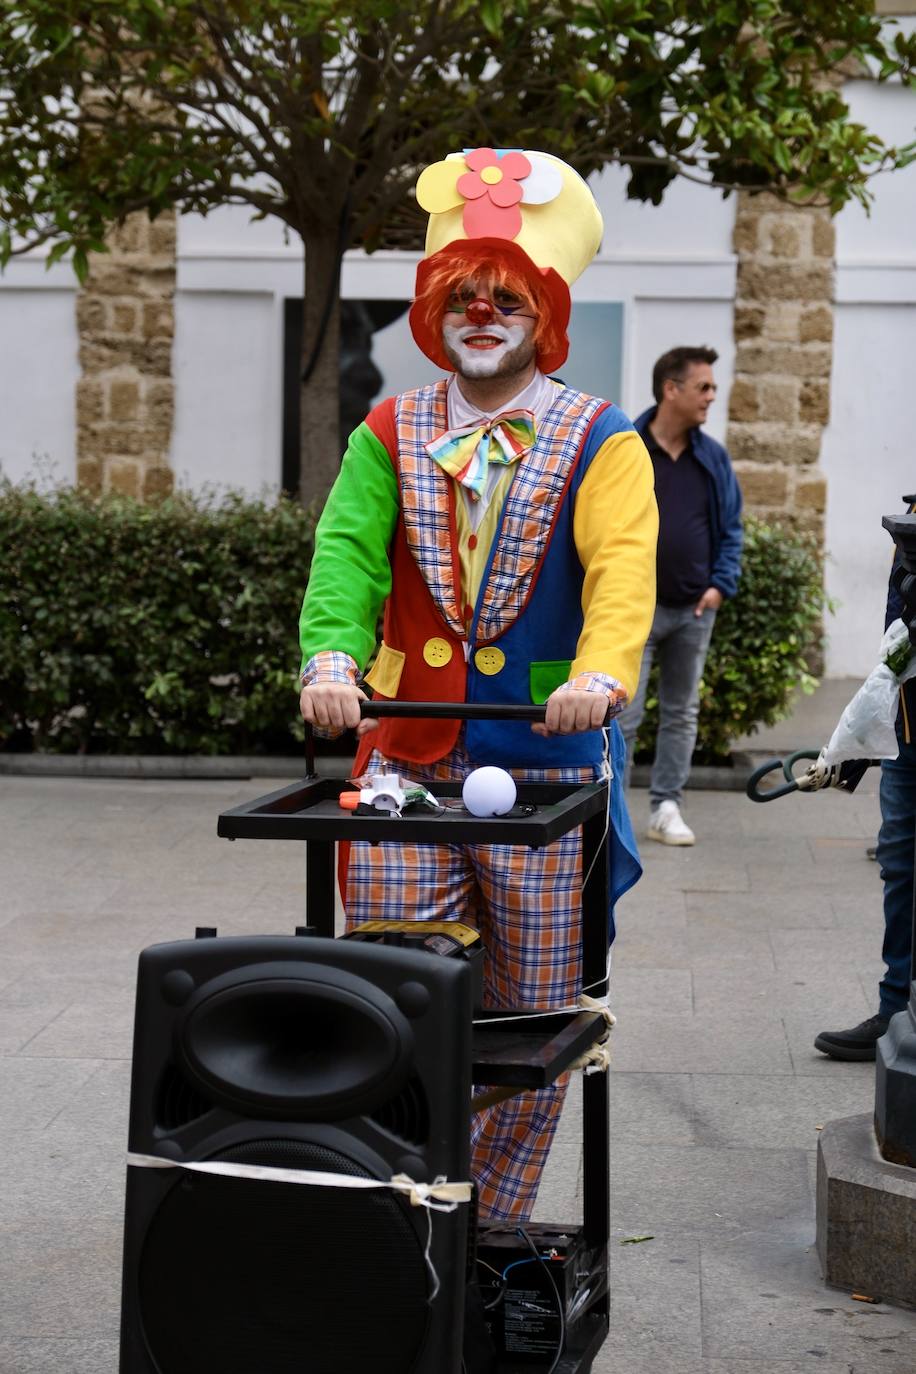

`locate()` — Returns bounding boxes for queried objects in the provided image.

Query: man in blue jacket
[619,346,743,845]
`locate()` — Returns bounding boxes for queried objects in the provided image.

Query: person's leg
[469,825,584,1221]
[876,746,916,1019]
[649,606,716,809]
[617,610,661,789]
[814,744,916,1060]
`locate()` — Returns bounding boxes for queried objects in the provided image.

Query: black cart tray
[218,776,608,847]
[472,1008,607,1087]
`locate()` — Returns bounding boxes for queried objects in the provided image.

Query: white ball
[462,766,517,817]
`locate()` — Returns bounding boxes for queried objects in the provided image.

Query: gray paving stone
[831,889,884,929]
[603,1235,702,1361]
[700,1236,916,1364]
[608,1072,696,1146]
[19,995,134,1059]
[1,872,127,922]
[0,1124,124,1225]
[616,883,688,920]
[533,1136,582,1221]
[686,915,778,972]
[691,968,871,1023]
[691,1074,875,1151]
[612,918,692,969]
[611,1011,794,1076]
[605,966,694,1018]
[745,851,868,893]
[0,1057,102,1131]
[47,1060,131,1137]
[0,1215,121,1338]
[738,793,875,840]
[769,927,883,977]
[0,1001,71,1054]
[592,1358,860,1374]
[645,846,751,895]
[0,1339,118,1374]
[807,833,883,874]
[607,1142,812,1239]
[686,889,837,932]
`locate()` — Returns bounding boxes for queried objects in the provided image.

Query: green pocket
[529,659,572,704]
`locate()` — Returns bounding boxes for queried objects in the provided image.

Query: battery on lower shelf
[477,1224,607,1369]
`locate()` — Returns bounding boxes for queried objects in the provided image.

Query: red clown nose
[464,298,495,326]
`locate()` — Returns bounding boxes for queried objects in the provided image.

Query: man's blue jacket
[635,406,744,600]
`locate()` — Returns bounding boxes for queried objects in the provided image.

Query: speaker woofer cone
[178,970,413,1120]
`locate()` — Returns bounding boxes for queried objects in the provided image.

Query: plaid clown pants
[343,738,599,1221]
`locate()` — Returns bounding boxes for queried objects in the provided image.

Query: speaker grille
[137,1138,430,1373]
[369,1073,430,1145]
[155,1062,212,1130]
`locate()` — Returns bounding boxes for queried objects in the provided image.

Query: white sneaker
[647,800,695,846]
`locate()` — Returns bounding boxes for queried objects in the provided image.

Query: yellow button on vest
[474,646,506,676]
[423,637,453,667]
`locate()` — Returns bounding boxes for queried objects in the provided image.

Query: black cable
[475,1255,507,1312]
[517,1226,565,1374]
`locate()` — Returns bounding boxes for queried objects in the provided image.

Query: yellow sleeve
[571,430,658,700]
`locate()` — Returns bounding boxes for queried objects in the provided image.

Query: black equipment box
[478,1224,608,1371]
[344,919,486,1009]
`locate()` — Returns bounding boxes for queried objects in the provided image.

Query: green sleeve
[299,421,399,672]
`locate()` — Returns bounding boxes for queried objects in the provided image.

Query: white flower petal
[519,155,564,205]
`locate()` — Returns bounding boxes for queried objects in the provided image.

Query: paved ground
[3,677,916,1373]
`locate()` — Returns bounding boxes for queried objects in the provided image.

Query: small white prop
[360,772,408,812]
[462,766,517,817]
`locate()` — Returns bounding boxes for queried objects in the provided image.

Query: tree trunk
[298,226,342,510]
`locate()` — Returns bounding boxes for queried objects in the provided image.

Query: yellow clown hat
[410,147,603,372]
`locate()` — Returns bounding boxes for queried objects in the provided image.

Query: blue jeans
[876,743,916,1019]
[618,603,717,807]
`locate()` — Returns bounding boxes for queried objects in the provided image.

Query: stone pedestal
[817,1112,916,1310]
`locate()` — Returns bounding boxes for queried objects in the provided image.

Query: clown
[299,148,658,1221]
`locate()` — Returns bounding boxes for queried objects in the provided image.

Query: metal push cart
[217,702,613,1373]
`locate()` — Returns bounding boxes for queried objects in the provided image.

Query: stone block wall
[75,212,176,499]
[727,192,834,542]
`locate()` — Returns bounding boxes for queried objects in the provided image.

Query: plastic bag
[822,619,916,765]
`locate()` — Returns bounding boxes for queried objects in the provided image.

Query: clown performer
[299,148,658,1221]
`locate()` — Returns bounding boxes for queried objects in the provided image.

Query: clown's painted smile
[442,321,531,378]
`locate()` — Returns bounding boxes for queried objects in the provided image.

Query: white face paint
[442,322,531,378]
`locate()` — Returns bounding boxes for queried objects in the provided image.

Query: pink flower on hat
[455,148,532,238]
[415,148,566,244]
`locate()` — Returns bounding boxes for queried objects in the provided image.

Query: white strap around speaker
[127,1153,473,1303]
[127,1153,471,1212]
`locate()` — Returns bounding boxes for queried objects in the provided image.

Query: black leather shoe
[814,1014,890,1061]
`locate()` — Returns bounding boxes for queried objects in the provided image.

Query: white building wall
[824,53,916,676]
[0,265,79,484]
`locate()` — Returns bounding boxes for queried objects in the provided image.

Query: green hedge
[2,487,824,758]
[1,482,315,753]
[635,515,828,763]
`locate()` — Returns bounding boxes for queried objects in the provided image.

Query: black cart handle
[303,699,615,776]
[362,700,548,721]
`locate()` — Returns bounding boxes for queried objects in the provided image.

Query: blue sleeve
[711,458,743,600]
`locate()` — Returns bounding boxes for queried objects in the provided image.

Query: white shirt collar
[447,370,557,429]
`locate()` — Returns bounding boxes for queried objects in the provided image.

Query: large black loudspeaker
[119,934,473,1374]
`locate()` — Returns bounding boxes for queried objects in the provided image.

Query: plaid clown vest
[360,379,630,769]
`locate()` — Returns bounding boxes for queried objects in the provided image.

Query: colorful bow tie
[425,409,537,499]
